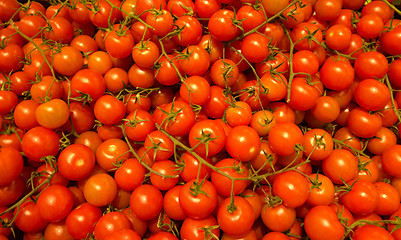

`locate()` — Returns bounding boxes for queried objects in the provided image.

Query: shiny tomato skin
[93,211,132,240]
[180,179,218,219]
[273,171,310,208]
[129,184,163,221]
[225,125,261,162]
[36,184,74,222]
[0,146,23,186]
[267,122,303,157]
[65,203,102,240]
[58,144,96,181]
[217,196,255,236]
[21,126,60,162]
[304,205,345,240]
[340,179,379,216]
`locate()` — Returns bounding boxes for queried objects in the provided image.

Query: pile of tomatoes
[1,0,401,239]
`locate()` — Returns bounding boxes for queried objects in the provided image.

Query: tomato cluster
[1,0,401,239]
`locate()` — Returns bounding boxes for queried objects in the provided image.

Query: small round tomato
[357,13,384,40]
[179,45,210,76]
[273,171,310,208]
[208,9,241,42]
[241,33,269,63]
[217,196,255,236]
[180,179,218,219]
[210,58,239,88]
[130,184,163,221]
[180,215,220,240]
[225,125,261,162]
[307,173,335,206]
[96,138,131,171]
[144,130,174,161]
[173,16,202,46]
[352,224,393,240]
[163,185,186,221]
[325,24,352,50]
[287,77,320,111]
[354,79,390,112]
[53,46,84,76]
[340,179,379,216]
[347,107,382,139]
[304,206,345,240]
[36,184,74,222]
[93,211,132,240]
[354,51,388,80]
[303,129,333,161]
[211,158,250,197]
[35,99,70,129]
[320,59,354,91]
[153,100,196,137]
[58,144,96,181]
[70,69,106,102]
[132,40,159,68]
[14,198,48,233]
[94,95,126,125]
[322,149,358,184]
[21,126,60,162]
[261,203,296,233]
[0,146,23,186]
[150,160,179,190]
[189,119,226,157]
[65,203,102,240]
[267,122,303,157]
[83,173,118,207]
[382,144,401,178]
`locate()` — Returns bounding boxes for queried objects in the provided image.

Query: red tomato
[129,184,163,221]
[21,126,60,162]
[208,9,241,42]
[180,216,220,240]
[0,146,23,186]
[150,160,179,190]
[322,149,358,184]
[273,171,310,208]
[261,203,296,232]
[382,145,401,178]
[352,224,394,240]
[35,99,70,129]
[163,185,186,220]
[144,130,174,161]
[303,129,333,161]
[93,211,132,240]
[173,16,202,46]
[189,119,226,157]
[304,206,345,240]
[340,179,379,215]
[153,100,195,137]
[307,173,335,206]
[217,196,255,236]
[58,144,96,181]
[225,125,261,162]
[36,184,74,222]
[325,24,352,50]
[70,69,106,102]
[211,158,250,197]
[83,173,118,207]
[319,58,354,91]
[180,179,218,219]
[347,107,382,139]
[65,203,102,240]
[14,198,48,233]
[354,51,388,80]
[178,45,210,76]
[267,122,304,157]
